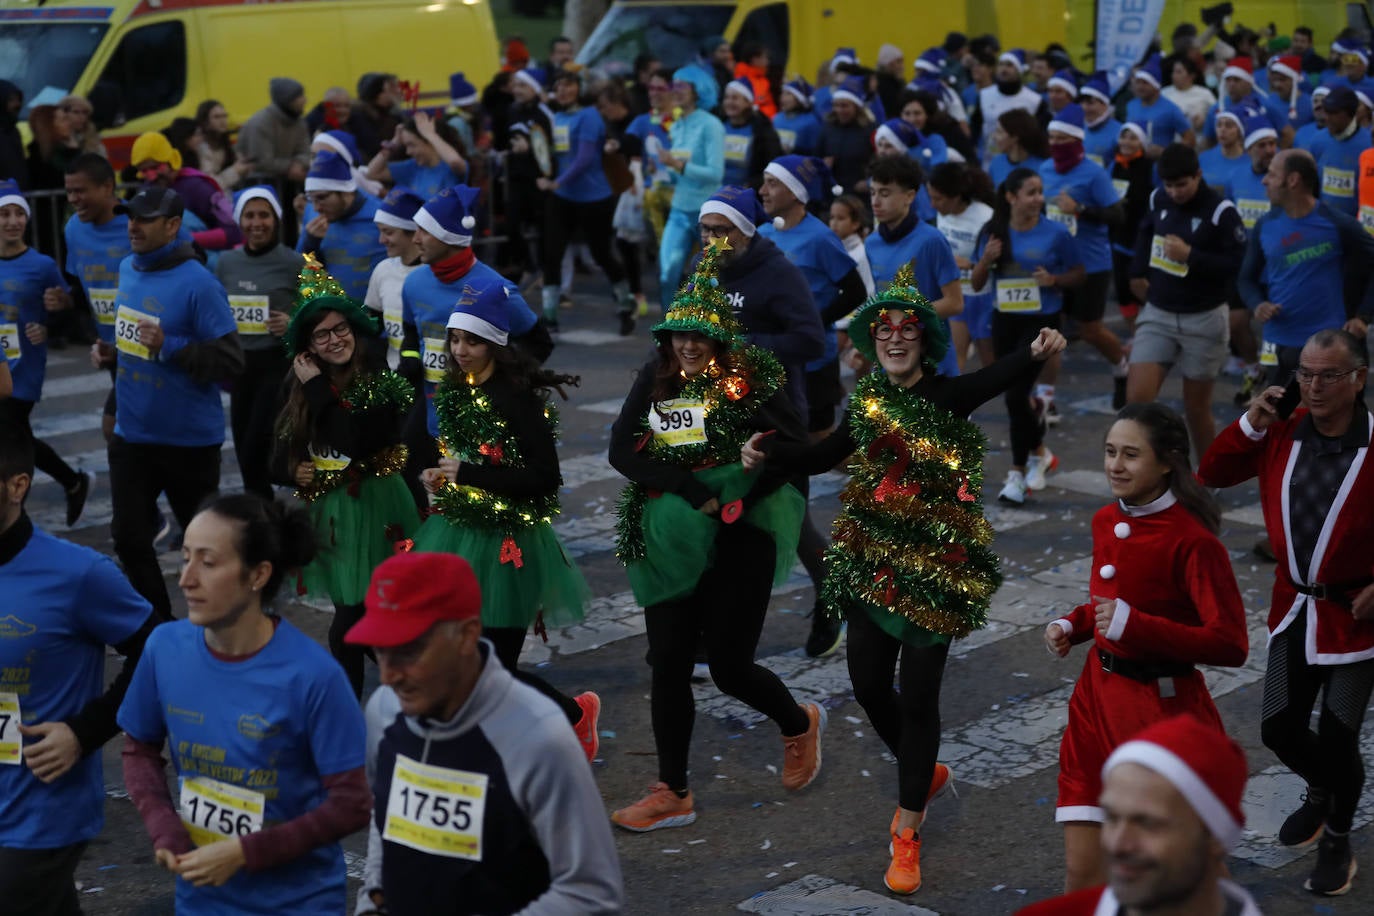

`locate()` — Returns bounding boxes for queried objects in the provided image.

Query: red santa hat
[1222,57,1255,85]
[1103,716,1248,852]
[1268,55,1302,83]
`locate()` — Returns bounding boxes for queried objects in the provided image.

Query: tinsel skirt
[412,515,589,630]
[299,473,420,605]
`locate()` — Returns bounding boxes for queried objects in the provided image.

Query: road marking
[738,874,939,914]
[558,330,629,347]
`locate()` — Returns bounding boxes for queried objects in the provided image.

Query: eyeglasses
[1295,366,1358,386]
[311,322,353,345]
[872,319,923,341]
[698,222,734,238]
[306,192,338,205]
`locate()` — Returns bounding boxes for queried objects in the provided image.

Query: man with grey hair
[1200,327,1374,897]
[306,87,358,135]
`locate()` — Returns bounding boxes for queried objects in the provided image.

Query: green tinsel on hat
[849,263,948,367]
[283,253,381,358]
[652,236,747,348]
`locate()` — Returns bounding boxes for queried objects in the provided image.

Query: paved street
[22,294,1373,915]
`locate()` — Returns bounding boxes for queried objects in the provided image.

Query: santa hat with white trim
[1241,109,1277,148]
[512,68,547,96]
[233,186,282,223]
[1103,715,1248,852]
[763,155,840,207]
[374,186,425,231]
[1047,69,1079,98]
[1119,121,1150,149]
[1222,56,1256,86]
[1133,53,1163,89]
[699,185,766,237]
[999,48,1028,73]
[1267,55,1302,83]
[874,119,923,155]
[415,184,482,247]
[724,79,756,106]
[831,75,869,109]
[829,47,858,73]
[449,72,479,107]
[915,47,947,76]
[446,281,511,347]
[304,151,357,193]
[782,78,814,109]
[1048,103,1086,140]
[0,179,31,217]
[314,130,363,167]
[1080,71,1113,105]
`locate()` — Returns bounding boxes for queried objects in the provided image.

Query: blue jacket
[666,109,726,215]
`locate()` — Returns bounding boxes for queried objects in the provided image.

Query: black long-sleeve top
[451,372,561,500]
[608,357,807,510]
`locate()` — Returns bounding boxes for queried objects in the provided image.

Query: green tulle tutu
[626,463,805,607]
[412,514,589,629]
[299,474,419,605]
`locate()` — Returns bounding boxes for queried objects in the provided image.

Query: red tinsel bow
[873,566,898,604]
[400,80,421,112]
[956,477,976,502]
[940,544,968,564]
[499,536,524,569]
[867,432,921,503]
[478,442,504,464]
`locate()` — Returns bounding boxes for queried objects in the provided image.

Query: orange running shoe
[890,762,955,836]
[781,703,826,790]
[611,783,696,832]
[885,827,922,894]
[573,691,601,763]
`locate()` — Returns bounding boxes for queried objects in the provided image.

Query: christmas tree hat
[848,263,948,367]
[284,252,381,358]
[651,236,746,349]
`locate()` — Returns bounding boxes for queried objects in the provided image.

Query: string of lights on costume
[614,236,804,606]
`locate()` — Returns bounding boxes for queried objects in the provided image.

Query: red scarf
[430,247,476,284]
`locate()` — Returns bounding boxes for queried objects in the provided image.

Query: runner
[363,186,425,372]
[927,162,995,372]
[0,180,91,526]
[272,256,418,697]
[1079,73,1122,169]
[720,79,783,189]
[216,186,304,500]
[608,239,823,831]
[298,150,387,301]
[742,270,1066,893]
[1045,402,1248,891]
[346,552,624,914]
[0,428,156,916]
[970,167,1084,506]
[411,285,601,760]
[1313,87,1369,219]
[119,493,371,913]
[656,63,725,311]
[774,78,821,156]
[1125,55,1195,155]
[1108,123,1154,336]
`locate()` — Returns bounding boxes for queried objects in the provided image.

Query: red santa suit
[1015,879,1262,915]
[1052,492,1249,823]
[1199,409,1374,664]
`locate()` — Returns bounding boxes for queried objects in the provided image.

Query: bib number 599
[657,409,695,431]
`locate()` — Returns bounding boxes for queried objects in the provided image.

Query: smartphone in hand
[1275,376,1302,420]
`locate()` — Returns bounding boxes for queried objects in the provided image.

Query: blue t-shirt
[1038,158,1120,273]
[1199,146,1248,195]
[389,158,461,201]
[989,153,1047,189]
[759,213,857,368]
[1125,96,1192,147]
[64,214,130,344]
[1084,118,1122,169]
[1223,165,1273,230]
[722,121,755,187]
[772,110,821,155]
[0,248,65,403]
[865,220,963,375]
[1204,93,1288,141]
[1317,130,1371,218]
[1246,207,1356,347]
[0,526,151,849]
[973,216,1082,316]
[553,107,612,202]
[626,113,671,181]
[112,256,235,447]
[401,260,537,436]
[117,619,366,916]
[1294,120,1324,157]
[297,194,386,301]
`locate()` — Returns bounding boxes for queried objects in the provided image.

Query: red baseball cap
[345,552,482,648]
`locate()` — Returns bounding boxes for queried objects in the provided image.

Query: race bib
[553,124,571,154]
[0,322,19,363]
[1149,235,1189,277]
[777,129,797,153]
[723,133,750,164]
[309,443,351,472]
[383,300,404,353]
[115,305,157,361]
[1111,179,1129,200]
[1087,154,1104,168]
[1259,340,1278,366]
[422,336,448,384]
[648,398,707,446]
[1322,166,1355,198]
[1236,199,1269,229]
[1361,204,1374,236]
[668,149,692,165]
[959,266,974,297]
[0,692,20,766]
[1046,204,1077,236]
[179,776,265,847]
[383,754,487,861]
[995,278,1042,313]
[228,295,269,336]
[88,287,117,327]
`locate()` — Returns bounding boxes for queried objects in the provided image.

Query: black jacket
[1129,184,1247,312]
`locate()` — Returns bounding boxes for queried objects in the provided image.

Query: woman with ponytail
[1044,403,1248,893]
[928,162,995,372]
[119,494,370,913]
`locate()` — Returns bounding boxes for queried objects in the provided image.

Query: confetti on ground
[861,769,871,777]
[765,764,778,774]
[844,716,862,724]
[662,848,681,854]
[761,839,772,850]
[688,839,707,845]
[599,730,616,738]
[784,862,798,868]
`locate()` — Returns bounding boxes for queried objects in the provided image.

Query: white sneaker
[1025,449,1058,491]
[998,470,1028,506]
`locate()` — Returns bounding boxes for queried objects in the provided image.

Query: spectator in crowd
[354,73,402,160]
[544,35,576,82]
[1161,56,1216,131]
[236,78,310,184]
[305,86,361,135]
[628,52,660,116]
[875,43,907,116]
[25,105,78,195]
[194,100,252,191]
[130,131,241,251]
[161,118,202,172]
[774,78,821,156]
[366,113,468,200]
[704,35,735,100]
[0,80,26,187]
[445,72,482,151]
[56,96,105,158]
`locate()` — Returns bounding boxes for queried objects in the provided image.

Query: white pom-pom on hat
[461,215,477,230]
[832,184,844,196]
[772,216,786,230]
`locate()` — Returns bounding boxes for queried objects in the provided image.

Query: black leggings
[1260,612,1374,833]
[846,603,950,814]
[330,602,369,700]
[991,311,1053,466]
[542,194,625,289]
[484,626,582,725]
[645,523,809,790]
[230,347,289,500]
[616,237,643,297]
[0,399,81,491]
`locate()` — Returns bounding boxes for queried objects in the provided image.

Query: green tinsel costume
[284,255,419,605]
[412,372,590,630]
[613,237,806,606]
[820,266,1002,646]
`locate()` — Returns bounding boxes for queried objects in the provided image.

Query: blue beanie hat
[699,185,766,237]
[447,279,511,346]
[673,63,718,111]
[415,184,482,247]
[763,155,839,206]
[0,179,30,217]
[375,186,425,231]
[875,118,923,154]
[1048,103,1086,139]
[449,72,479,106]
[314,130,363,167]
[304,151,356,192]
[1080,71,1113,104]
